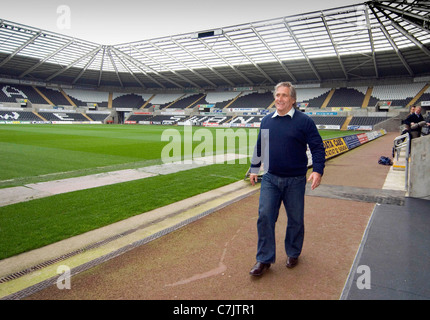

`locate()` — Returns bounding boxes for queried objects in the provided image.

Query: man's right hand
[250,173,259,186]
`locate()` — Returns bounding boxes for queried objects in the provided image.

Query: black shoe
[286,256,298,268]
[249,262,271,276]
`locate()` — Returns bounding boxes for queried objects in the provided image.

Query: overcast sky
[1,0,361,44]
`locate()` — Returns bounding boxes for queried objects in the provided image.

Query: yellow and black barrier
[245,129,387,180]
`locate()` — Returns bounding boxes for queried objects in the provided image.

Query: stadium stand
[415,85,430,106]
[228,91,274,109]
[326,88,367,108]
[0,110,42,122]
[206,92,241,109]
[112,93,147,109]
[164,93,206,109]
[144,93,183,109]
[348,116,388,126]
[63,89,110,108]
[153,115,188,125]
[370,83,424,107]
[3,81,427,129]
[35,87,71,106]
[366,93,380,108]
[126,114,153,123]
[229,116,265,125]
[0,84,47,104]
[296,87,331,105]
[301,90,330,108]
[37,111,89,122]
[85,112,111,122]
[185,115,232,125]
[1,82,426,111]
[126,114,194,125]
[310,116,347,127]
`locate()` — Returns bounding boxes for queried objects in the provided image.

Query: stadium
[0,0,429,303]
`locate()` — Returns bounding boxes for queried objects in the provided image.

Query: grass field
[0,124,361,260]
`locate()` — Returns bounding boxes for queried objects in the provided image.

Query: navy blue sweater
[250,111,325,177]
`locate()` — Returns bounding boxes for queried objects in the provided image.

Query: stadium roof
[1,0,430,90]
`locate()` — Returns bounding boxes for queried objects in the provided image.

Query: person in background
[404,106,429,138]
[401,105,415,137]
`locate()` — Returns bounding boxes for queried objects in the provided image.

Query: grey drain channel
[0,231,135,284]
[306,184,406,206]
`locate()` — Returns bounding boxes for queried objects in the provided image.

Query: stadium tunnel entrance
[114,108,133,124]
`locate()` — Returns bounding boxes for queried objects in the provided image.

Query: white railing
[393,133,410,190]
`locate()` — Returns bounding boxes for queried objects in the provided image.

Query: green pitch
[0,124,359,259]
[0,124,350,186]
[0,124,169,186]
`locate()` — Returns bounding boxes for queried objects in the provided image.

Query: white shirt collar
[272,107,295,118]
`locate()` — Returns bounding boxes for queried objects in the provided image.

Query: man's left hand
[308,172,322,190]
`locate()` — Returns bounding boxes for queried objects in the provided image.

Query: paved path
[1,132,404,300]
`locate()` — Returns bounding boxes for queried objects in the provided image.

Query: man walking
[249,82,326,276]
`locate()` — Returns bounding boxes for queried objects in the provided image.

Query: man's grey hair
[274,81,297,107]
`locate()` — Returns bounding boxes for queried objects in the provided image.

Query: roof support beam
[128,45,187,89]
[98,46,106,87]
[364,5,379,78]
[388,17,430,57]
[110,48,146,88]
[19,39,74,78]
[369,5,414,76]
[107,47,123,87]
[223,33,276,85]
[373,2,430,31]
[46,46,102,81]
[148,42,206,88]
[110,47,166,88]
[73,48,100,85]
[0,31,42,68]
[283,21,322,81]
[374,2,430,58]
[171,38,235,87]
[197,39,254,86]
[321,13,348,80]
[250,26,297,82]
[380,24,414,76]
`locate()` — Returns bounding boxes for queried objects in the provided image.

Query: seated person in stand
[404,106,429,138]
